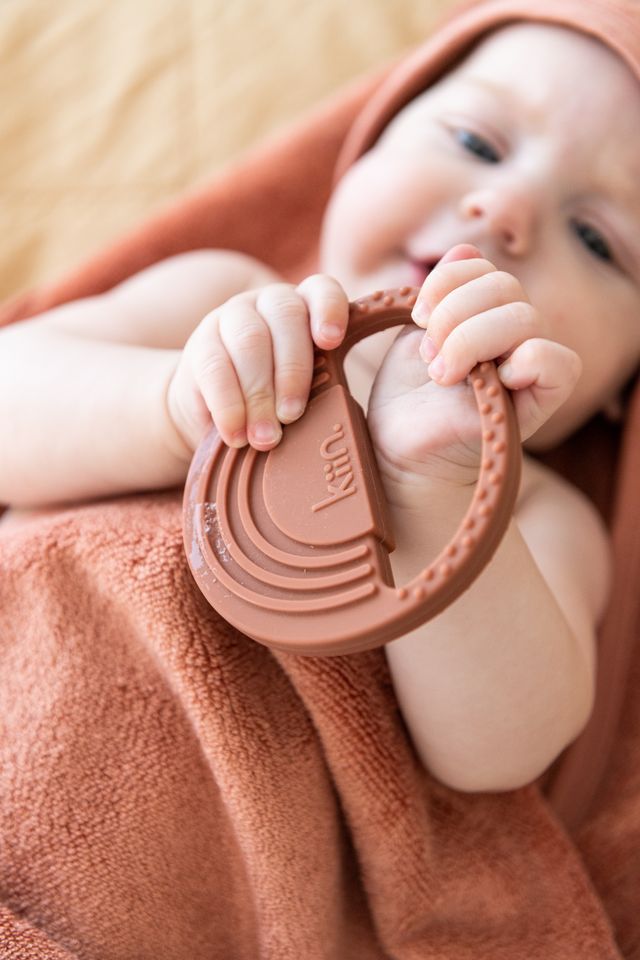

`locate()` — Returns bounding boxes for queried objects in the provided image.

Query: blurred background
[0,0,458,302]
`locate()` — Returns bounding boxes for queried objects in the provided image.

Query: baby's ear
[602,394,624,423]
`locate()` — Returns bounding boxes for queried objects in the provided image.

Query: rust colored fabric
[1,1,640,957]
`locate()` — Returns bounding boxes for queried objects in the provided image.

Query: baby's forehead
[451,21,640,113]
[404,21,640,202]
[461,21,622,70]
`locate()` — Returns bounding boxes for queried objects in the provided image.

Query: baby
[3,19,640,794]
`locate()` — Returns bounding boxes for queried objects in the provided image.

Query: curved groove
[235,447,371,568]
[197,501,374,591]
[194,507,376,612]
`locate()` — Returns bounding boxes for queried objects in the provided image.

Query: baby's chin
[325,267,421,301]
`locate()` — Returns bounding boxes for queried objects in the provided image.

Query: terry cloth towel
[2,1,640,957]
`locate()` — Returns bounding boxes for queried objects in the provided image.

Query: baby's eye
[454,128,501,164]
[571,220,613,263]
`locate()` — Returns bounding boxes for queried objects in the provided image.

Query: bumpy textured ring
[183,286,521,656]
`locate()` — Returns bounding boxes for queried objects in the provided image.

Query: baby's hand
[367,244,582,500]
[167,276,349,452]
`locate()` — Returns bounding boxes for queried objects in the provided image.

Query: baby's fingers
[296,274,350,349]
[252,284,316,426]
[188,308,250,448]
[412,244,493,328]
[220,286,310,448]
[427,301,539,385]
[497,338,582,442]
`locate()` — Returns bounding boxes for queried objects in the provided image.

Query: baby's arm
[367,246,610,792]
[384,466,610,793]
[0,251,280,508]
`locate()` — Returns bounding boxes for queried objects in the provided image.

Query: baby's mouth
[407,256,443,287]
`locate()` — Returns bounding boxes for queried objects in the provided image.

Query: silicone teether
[183,287,521,656]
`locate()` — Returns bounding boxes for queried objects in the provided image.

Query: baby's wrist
[385,477,474,527]
[143,351,194,487]
[162,365,197,466]
[373,443,477,509]
[385,483,476,576]
[377,461,475,563]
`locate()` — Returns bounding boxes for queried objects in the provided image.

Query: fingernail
[230,428,247,447]
[428,355,446,381]
[277,397,305,422]
[412,299,430,324]
[498,362,513,383]
[420,336,438,362]
[251,421,281,444]
[321,323,342,341]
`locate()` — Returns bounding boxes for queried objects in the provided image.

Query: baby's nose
[459,187,536,256]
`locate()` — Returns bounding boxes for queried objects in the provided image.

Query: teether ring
[183,287,521,656]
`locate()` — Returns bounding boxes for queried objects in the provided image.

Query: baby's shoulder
[515,453,612,625]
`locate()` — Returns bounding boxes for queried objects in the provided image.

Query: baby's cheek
[320,174,371,272]
[531,298,570,349]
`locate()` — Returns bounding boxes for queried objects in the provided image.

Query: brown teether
[183,287,521,656]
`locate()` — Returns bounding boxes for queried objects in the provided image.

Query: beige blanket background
[0,0,457,304]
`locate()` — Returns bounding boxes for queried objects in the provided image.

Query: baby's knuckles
[437,299,540,386]
[254,283,302,320]
[427,269,527,345]
[414,257,497,323]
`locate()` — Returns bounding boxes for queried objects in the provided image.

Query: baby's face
[321,22,640,446]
